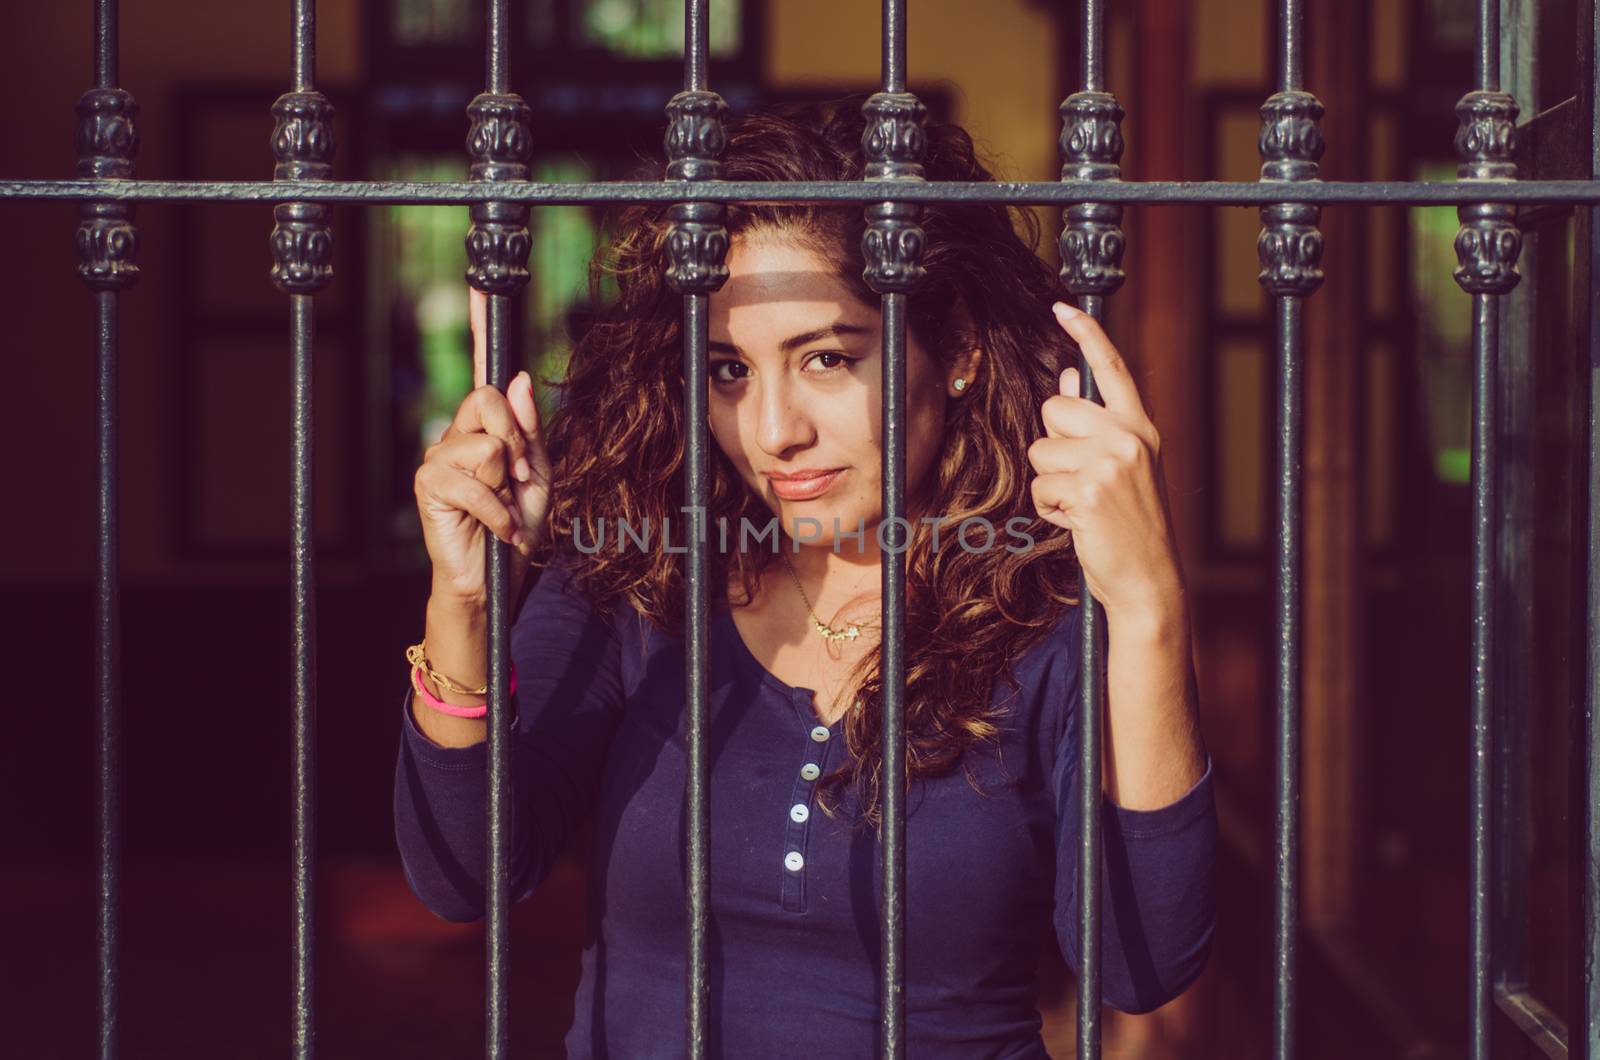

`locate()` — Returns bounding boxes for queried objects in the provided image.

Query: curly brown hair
[529,95,1083,826]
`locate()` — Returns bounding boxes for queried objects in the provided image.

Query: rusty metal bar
[861,2,923,1054]
[1058,0,1123,1054]
[465,1,531,1055]
[663,1,729,1054]
[1452,0,1522,1054]
[9,177,1599,207]
[1257,2,1324,1056]
[269,0,334,1055]
[76,0,139,1055]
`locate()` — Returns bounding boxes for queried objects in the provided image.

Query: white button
[784,851,804,872]
[800,763,821,781]
[790,803,809,823]
[810,725,830,743]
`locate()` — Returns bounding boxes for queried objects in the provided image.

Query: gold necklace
[781,551,881,643]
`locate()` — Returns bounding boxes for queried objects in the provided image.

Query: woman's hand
[1028,301,1186,625]
[414,286,554,605]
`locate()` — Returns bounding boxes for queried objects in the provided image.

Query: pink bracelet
[410,662,517,719]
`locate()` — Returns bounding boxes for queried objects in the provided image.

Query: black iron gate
[6,0,1600,1056]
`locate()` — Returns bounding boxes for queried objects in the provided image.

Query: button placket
[781,705,831,913]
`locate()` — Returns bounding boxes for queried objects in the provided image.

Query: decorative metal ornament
[1256,89,1325,298]
[1452,90,1521,295]
[665,89,731,294]
[74,87,140,290]
[1058,90,1126,297]
[269,91,335,294]
[465,92,533,295]
[861,91,928,293]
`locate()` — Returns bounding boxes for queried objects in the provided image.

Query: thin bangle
[410,662,518,719]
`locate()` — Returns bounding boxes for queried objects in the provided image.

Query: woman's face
[706,234,957,555]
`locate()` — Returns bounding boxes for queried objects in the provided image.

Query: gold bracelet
[405,640,488,697]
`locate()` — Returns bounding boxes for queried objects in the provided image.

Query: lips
[767,468,845,500]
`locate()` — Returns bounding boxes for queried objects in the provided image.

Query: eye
[709,359,748,384]
[807,351,853,372]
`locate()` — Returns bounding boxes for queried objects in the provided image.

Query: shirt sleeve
[393,551,626,923]
[1048,604,1219,1015]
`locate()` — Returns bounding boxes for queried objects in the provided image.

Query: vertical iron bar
[862,6,924,1050]
[78,0,138,1054]
[466,3,530,1053]
[484,290,512,1060]
[485,0,507,95]
[1469,292,1498,1060]
[1059,1,1123,1054]
[94,289,122,1060]
[1453,0,1520,1052]
[1082,0,1103,93]
[288,291,317,1060]
[1257,2,1323,1056]
[270,2,333,1055]
[880,288,909,1058]
[881,0,905,93]
[665,3,727,1054]
[1270,292,1304,1060]
[1584,2,1600,1051]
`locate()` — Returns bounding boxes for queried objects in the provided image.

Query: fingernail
[1053,301,1082,321]
[511,530,525,548]
[515,456,531,482]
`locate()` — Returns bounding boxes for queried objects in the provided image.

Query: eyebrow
[707,323,873,356]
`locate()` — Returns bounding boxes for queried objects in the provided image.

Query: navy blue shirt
[394,552,1216,1057]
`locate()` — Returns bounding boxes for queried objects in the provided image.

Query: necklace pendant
[813,617,861,642]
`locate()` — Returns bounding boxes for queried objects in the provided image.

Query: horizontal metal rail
[6,178,1598,206]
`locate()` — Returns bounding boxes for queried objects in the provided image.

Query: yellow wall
[766,0,1061,184]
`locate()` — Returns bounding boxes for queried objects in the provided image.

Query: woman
[396,100,1215,1058]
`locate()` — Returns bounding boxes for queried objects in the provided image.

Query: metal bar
[269,4,333,1053]
[78,1,138,1055]
[1582,3,1600,1053]
[485,0,506,95]
[861,14,924,1047]
[288,11,319,1060]
[12,178,1600,207]
[1453,1,1521,1052]
[483,292,513,1060]
[288,292,318,1060]
[880,287,908,1059]
[1082,0,1103,93]
[93,290,122,1060]
[1059,3,1121,1053]
[1465,209,1502,1060]
[664,5,726,1055]
[681,290,711,1060]
[1270,294,1304,1060]
[465,7,530,1052]
[1257,3,1322,1055]
[882,0,905,93]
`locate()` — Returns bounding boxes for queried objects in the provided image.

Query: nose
[755,375,815,458]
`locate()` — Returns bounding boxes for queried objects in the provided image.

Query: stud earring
[952,377,968,393]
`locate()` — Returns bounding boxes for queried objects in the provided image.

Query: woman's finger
[450,386,531,481]
[432,430,512,492]
[1027,434,1093,475]
[507,371,551,482]
[470,286,487,391]
[1041,390,1119,440]
[1050,301,1147,420]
